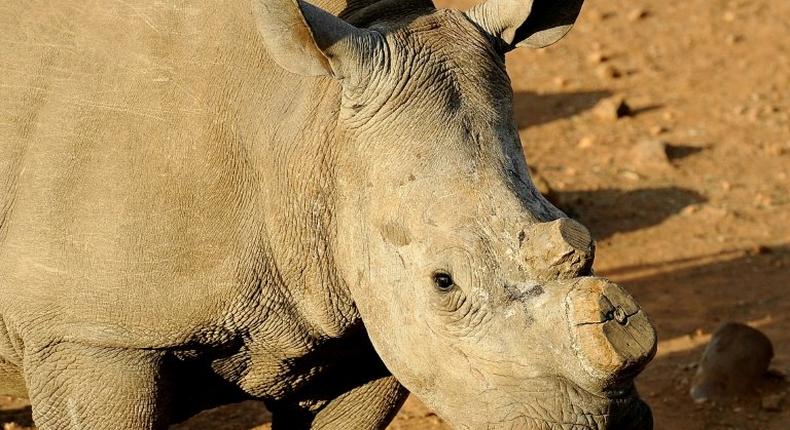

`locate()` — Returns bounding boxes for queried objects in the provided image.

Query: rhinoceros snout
[564,278,657,390]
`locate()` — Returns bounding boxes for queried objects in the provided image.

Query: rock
[760,393,785,412]
[680,204,701,216]
[587,9,605,23]
[629,139,672,170]
[618,170,641,181]
[578,136,595,149]
[587,51,608,64]
[689,323,774,403]
[594,97,631,121]
[627,8,650,21]
[726,33,744,45]
[749,245,773,255]
[649,125,668,136]
[595,63,622,80]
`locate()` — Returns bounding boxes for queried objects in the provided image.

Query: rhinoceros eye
[432,271,455,292]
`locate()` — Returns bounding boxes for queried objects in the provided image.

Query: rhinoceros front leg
[270,375,407,430]
[310,375,407,430]
[23,342,169,430]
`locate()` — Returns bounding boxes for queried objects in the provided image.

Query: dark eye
[432,272,455,291]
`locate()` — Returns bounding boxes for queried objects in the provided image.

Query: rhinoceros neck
[249,78,362,341]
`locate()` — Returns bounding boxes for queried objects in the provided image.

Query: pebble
[649,125,669,135]
[593,97,631,121]
[619,170,642,181]
[587,9,606,23]
[627,8,650,21]
[681,205,701,216]
[578,136,595,149]
[723,11,737,22]
[750,245,773,255]
[553,76,569,88]
[595,63,622,80]
[629,139,673,170]
[726,33,744,45]
[587,51,608,64]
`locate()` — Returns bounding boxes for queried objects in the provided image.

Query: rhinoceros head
[255,1,657,428]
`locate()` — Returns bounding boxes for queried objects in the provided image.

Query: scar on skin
[379,221,412,246]
[505,283,545,301]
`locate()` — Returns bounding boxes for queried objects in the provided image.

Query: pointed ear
[252,0,372,78]
[465,0,584,50]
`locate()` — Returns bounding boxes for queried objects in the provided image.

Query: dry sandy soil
[2,0,788,429]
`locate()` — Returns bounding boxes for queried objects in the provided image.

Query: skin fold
[0,0,655,428]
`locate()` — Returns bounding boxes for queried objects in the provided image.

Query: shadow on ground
[0,405,33,428]
[171,400,269,430]
[512,90,612,128]
[608,245,790,430]
[549,186,707,240]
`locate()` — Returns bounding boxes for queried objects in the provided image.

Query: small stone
[750,245,773,255]
[726,33,744,45]
[594,97,631,121]
[587,51,608,64]
[627,8,650,21]
[662,111,676,121]
[553,76,569,88]
[723,11,736,22]
[681,205,701,216]
[587,9,605,22]
[755,193,774,207]
[595,63,622,80]
[619,170,641,181]
[629,139,672,170]
[721,181,732,191]
[733,105,747,115]
[578,136,595,148]
[649,125,668,136]
[761,393,785,411]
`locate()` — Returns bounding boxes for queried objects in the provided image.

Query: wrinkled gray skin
[0,0,656,428]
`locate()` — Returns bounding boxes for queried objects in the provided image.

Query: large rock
[690,323,774,402]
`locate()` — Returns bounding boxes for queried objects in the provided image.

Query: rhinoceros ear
[252,0,372,78]
[465,0,584,50]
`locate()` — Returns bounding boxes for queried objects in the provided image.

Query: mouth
[468,378,653,430]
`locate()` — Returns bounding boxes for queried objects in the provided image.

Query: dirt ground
[2,0,788,429]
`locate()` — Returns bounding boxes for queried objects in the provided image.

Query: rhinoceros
[0,0,657,428]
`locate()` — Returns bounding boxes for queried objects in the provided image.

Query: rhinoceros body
[0,1,656,429]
